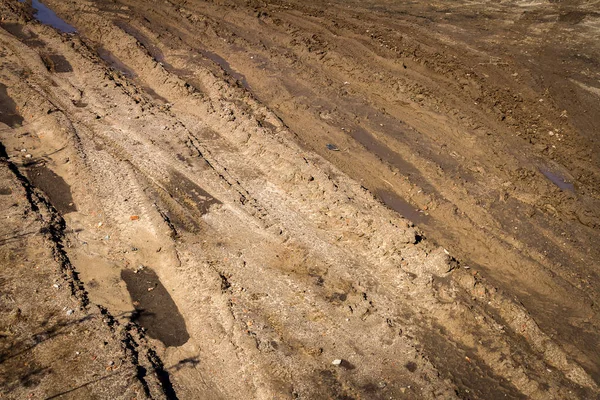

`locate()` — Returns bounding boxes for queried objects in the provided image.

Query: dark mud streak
[420,326,527,400]
[0,83,24,127]
[114,20,165,63]
[26,163,77,214]
[97,47,136,78]
[200,48,251,90]
[1,157,88,306]
[41,54,73,73]
[278,77,440,195]
[0,22,46,47]
[375,189,430,225]
[167,169,221,216]
[121,267,189,347]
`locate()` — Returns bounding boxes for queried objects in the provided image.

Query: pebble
[66,309,74,316]
[53,283,60,289]
[332,359,342,365]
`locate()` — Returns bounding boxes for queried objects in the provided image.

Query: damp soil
[121,267,189,347]
[0,83,24,128]
[376,189,430,225]
[25,163,76,214]
[40,53,73,73]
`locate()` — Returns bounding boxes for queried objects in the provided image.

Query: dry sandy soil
[1,0,599,398]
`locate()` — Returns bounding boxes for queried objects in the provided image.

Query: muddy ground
[0,0,599,398]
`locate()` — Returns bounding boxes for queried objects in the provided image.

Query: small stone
[25,154,32,159]
[147,287,154,292]
[332,359,342,365]
[20,149,27,152]
[66,309,74,316]
[326,143,340,151]
[53,283,60,289]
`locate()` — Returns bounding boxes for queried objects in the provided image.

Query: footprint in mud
[121,267,189,347]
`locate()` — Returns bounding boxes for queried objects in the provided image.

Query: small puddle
[121,267,189,347]
[540,168,575,192]
[0,84,24,128]
[19,0,77,34]
[26,163,77,214]
[376,189,430,225]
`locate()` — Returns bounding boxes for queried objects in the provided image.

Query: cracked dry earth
[1,0,599,399]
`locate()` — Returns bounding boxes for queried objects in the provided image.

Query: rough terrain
[1,0,599,398]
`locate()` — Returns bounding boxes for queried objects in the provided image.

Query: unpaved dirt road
[1,0,599,398]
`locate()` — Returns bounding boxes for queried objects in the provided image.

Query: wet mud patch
[41,53,73,73]
[121,267,189,347]
[167,169,221,216]
[199,49,251,90]
[0,23,45,47]
[0,83,24,127]
[114,20,165,63]
[25,163,76,214]
[420,327,526,399]
[375,189,430,225]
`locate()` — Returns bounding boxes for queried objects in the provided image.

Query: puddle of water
[540,168,575,192]
[19,0,77,34]
[200,49,251,90]
[375,189,430,225]
[121,267,189,347]
[0,83,24,128]
[26,163,77,214]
